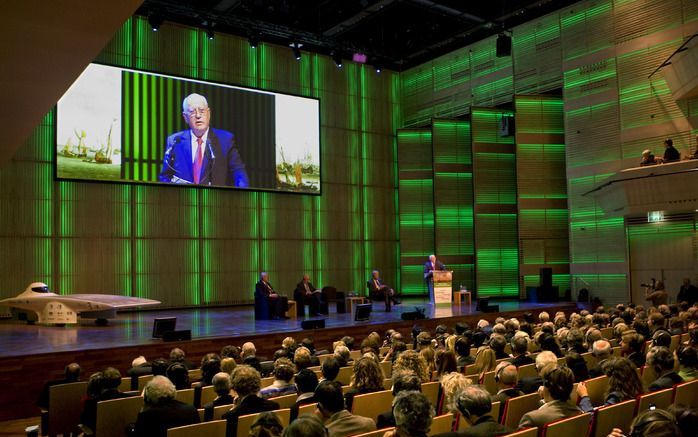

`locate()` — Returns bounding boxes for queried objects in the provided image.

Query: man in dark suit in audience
[223,365,280,437]
[647,345,684,391]
[368,270,399,312]
[677,278,698,306]
[316,380,376,436]
[376,370,422,429]
[518,365,583,430]
[515,351,557,394]
[38,362,81,410]
[588,339,612,378]
[255,272,288,320]
[134,376,200,437]
[294,274,326,317]
[435,385,512,437]
[290,369,319,420]
[455,336,475,368]
[510,337,534,368]
[81,367,134,431]
[203,372,235,421]
[491,363,523,407]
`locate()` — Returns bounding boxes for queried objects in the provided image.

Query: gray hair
[535,351,557,373]
[143,375,176,405]
[260,272,268,280]
[593,339,612,358]
[212,372,231,395]
[456,385,492,418]
[182,93,208,112]
[392,391,434,435]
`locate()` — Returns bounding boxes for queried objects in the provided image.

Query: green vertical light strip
[472,109,519,298]
[360,66,371,285]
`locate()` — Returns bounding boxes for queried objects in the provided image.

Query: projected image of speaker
[301,319,325,330]
[354,303,372,322]
[152,317,177,338]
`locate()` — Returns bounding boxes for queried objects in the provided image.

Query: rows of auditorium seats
[37,302,697,437]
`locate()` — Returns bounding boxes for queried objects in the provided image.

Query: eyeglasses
[184,108,209,117]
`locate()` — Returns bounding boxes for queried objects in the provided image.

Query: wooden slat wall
[515,95,570,296]
[432,119,475,291]
[402,0,698,303]
[471,108,519,298]
[397,129,434,294]
[0,17,401,306]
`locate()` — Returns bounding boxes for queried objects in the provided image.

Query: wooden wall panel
[515,95,570,296]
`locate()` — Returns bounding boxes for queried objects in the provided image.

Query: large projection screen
[56,63,321,194]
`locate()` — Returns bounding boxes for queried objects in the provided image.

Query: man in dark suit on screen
[424,254,446,303]
[159,93,249,187]
[255,272,288,320]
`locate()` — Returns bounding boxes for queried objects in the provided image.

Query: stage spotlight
[206,27,215,40]
[374,64,382,74]
[148,15,163,32]
[290,42,302,60]
[332,52,343,68]
[248,34,259,49]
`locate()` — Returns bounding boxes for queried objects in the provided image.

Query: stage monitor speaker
[496,33,512,57]
[540,268,553,289]
[355,303,372,322]
[537,286,559,303]
[477,298,499,313]
[301,319,325,330]
[162,329,191,342]
[335,291,346,313]
[152,317,177,338]
[401,307,426,320]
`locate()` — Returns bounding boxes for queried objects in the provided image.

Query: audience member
[491,363,522,406]
[608,408,682,437]
[518,365,582,429]
[510,337,534,367]
[489,336,510,360]
[455,336,475,367]
[221,357,237,374]
[223,365,280,437]
[133,376,199,437]
[377,370,422,428]
[646,346,684,391]
[203,372,234,421]
[282,415,328,437]
[320,356,341,382]
[440,372,473,414]
[249,411,284,437]
[515,351,557,394]
[435,349,458,379]
[678,278,698,306]
[315,380,376,437]
[621,331,646,368]
[166,363,190,390]
[260,359,297,399]
[169,348,194,370]
[471,348,497,382]
[677,345,697,381]
[393,349,430,382]
[663,138,681,163]
[577,357,642,412]
[564,352,589,382]
[385,391,433,437]
[290,369,319,420]
[344,356,384,412]
[436,385,512,437]
[588,339,612,377]
[38,362,81,410]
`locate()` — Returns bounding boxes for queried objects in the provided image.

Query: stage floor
[0,298,569,358]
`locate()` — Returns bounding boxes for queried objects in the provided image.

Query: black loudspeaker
[401,307,426,320]
[496,33,512,57]
[152,317,177,338]
[301,319,325,330]
[540,268,553,289]
[477,298,499,313]
[354,303,372,322]
[162,329,191,341]
[537,286,559,303]
[335,291,346,314]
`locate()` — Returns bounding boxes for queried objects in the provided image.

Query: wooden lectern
[432,270,453,306]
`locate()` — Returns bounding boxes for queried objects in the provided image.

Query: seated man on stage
[368,270,399,312]
[255,272,289,320]
[423,254,446,303]
[293,274,327,317]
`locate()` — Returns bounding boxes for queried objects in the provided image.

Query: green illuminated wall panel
[432,119,475,291]
[471,109,519,297]
[515,95,569,296]
[397,129,434,294]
